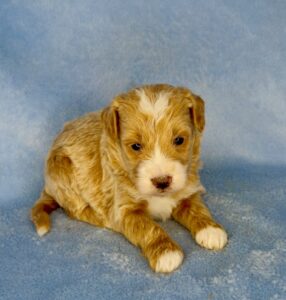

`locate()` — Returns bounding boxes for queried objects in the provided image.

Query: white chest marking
[145,184,205,221]
[146,196,178,221]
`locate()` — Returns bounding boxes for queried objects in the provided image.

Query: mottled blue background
[0,1,286,299]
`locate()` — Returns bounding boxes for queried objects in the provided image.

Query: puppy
[31,84,227,273]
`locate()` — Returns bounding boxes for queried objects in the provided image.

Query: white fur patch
[137,89,169,120]
[195,226,228,250]
[147,196,177,221]
[155,250,183,273]
[36,226,49,237]
[136,142,187,196]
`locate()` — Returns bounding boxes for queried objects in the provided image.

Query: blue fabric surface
[0,1,286,299]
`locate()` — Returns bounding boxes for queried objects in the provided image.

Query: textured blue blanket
[1,1,285,299]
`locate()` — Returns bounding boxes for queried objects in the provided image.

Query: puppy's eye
[131,143,142,151]
[173,136,184,146]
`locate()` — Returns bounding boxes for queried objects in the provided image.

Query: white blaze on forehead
[136,89,170,120]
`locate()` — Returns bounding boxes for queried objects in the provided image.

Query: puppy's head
[102,84,205,197]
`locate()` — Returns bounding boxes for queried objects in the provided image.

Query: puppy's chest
[144,184,205,221]
[146,196,179,221]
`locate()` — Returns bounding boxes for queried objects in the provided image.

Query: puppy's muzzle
[151,175,172,191]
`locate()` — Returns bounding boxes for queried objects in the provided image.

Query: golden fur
[31,84,227,273]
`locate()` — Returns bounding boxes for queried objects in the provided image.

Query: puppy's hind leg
[68,205,105,228]
[31,190,59,237]
[34,148,105,235]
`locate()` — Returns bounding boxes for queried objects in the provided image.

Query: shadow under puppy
[31,84,227,273]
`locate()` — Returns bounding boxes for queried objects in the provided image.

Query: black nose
[151,176,172,190]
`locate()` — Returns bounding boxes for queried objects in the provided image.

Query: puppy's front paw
[155,250,183,273]
[146,239,184,273]
[195,226,227,250]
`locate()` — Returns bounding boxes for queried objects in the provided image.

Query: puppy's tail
[31,190,59,237]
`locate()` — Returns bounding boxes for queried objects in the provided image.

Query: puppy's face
[103,84,205,197]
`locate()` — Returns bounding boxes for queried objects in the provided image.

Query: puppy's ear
[188,94,205,133]
[101,104,120,139]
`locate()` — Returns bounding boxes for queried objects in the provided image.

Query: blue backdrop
[1,1,285,299]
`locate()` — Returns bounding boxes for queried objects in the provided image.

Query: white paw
[36,225,49,237]
[155,250,184,273]
[195,226,228,250]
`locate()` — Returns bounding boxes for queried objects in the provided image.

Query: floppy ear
[101,104,120,139]
[188,94,205,133]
